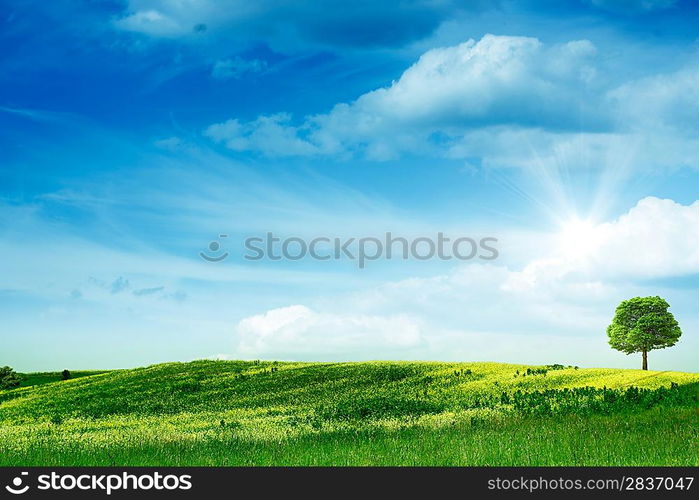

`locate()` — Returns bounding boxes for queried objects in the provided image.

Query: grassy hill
[1,360,697,466]
[17,370,109,388]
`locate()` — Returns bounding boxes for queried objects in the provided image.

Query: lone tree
[61,369,71,381]
[607,296,682,370]
[0,366,21,389]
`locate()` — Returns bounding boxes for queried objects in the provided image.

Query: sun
[555,217,603,259]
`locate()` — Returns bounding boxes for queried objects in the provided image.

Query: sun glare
[556,217,603,259]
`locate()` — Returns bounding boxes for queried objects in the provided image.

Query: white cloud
[591,197,699,277]
[115,9,187,37]
[114,1,260,37]
[315,35,599,131]
[235,305,423,359]
[204,113,319,157]
[201,34,699,178]
[610,63,699,133]
[205,35,603,159]
[507,197,699,291]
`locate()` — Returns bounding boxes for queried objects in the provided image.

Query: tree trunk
[642,350,648,370]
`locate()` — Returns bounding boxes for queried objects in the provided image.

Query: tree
[0,366,21,389]
[61,369,71,381]
[607,296,682,370]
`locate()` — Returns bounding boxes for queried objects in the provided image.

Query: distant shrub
[509,383,697,416]
[321,396,445,421]
[61,370,71,381]
[170,380,202,393]
[219,419,242,430]
[518,365,574,378]
[0,366,21,390]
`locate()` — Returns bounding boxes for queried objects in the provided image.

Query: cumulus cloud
[315,36,600,131]
[205,35,606,159]
[508,197,699,292]
[587,197,699,277]
[235,305,423,359]
[204,113,319,157]
[202,34,699,175]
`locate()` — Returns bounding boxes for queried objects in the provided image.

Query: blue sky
[2,0,699,372]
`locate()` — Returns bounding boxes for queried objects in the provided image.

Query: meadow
[0,360,697,466]
[15,370,109,389]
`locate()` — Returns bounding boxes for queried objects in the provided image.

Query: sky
[1,0,699,372]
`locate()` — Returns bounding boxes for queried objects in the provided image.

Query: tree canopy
[0,366,21,390]
[607,296,682,370]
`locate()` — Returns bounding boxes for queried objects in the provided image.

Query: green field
[16,370,109,389]
[1,360,697,466]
